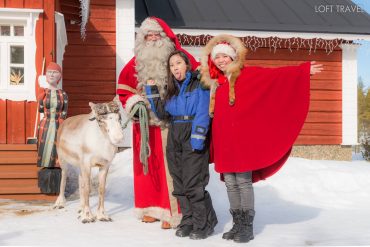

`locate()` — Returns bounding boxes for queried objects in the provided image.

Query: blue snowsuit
[145,71,218,232]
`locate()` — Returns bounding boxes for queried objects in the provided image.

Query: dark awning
[135,0,370,35]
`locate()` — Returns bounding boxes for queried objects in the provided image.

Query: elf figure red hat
[46,62,62,73]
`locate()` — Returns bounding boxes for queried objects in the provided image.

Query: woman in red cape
[200,34,322,243]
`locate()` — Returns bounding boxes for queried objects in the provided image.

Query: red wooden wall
[61,0,116,117]
[246,47,342,145]
[0,0,341,145]
[0,0,56,144]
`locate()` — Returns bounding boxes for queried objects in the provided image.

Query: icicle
[195,35,200,47]
[79,0,90,40]
[308,39,313,55]
[296,38,300,51]
[285,39,292,53]
[252,36,258,52]
[299,39,305,50]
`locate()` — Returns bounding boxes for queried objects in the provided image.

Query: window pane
[10,46,24,64]
[10,67,25,85]
[14,26,24,36]
[1,26,10,36]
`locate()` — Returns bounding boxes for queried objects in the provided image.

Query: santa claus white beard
[135,37,175,97]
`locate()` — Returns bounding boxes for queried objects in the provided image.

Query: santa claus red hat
[211,43,237,61]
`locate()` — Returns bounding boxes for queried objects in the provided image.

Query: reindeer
[53,99,124,223]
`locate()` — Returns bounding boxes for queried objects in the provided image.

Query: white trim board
[341,43,359,145]
[172,28,370,41]
[0,8,43,14]
[116,0,134,80]
[55,12,68,89]
[116,0,134,147]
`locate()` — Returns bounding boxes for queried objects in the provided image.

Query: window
[0,8,42,101]
[0,25,25,89]
[10,45,25,86]
[0,25,10,36]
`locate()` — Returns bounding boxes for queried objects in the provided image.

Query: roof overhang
[172,28,370,42]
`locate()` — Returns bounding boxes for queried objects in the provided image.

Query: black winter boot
[233,209,254,243]
[222,209,241,240]
[176,224,193,237]
[189,227,214,240]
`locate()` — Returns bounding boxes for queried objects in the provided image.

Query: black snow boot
[222,209,241,240]
[175,224,193,237]
[189,227,214,240]
[233,209,255,243]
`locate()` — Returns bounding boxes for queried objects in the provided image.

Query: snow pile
[0,149,370,246]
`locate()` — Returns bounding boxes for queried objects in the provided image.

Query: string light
[176,34,351,54]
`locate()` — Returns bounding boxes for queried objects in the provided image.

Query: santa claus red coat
[117,17,199,226]
[200,35,311,182]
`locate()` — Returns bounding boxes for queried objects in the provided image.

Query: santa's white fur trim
[134,207,181,228]
[125,94,145,116]
[211,43,237,61]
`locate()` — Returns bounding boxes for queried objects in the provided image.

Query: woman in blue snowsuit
[145,50,218,240]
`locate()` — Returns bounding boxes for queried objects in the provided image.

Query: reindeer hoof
[81,217,96,224]
[99,217,113,222]
[81,219,90,224]
[53,203,65,210]
[52,205,64,210]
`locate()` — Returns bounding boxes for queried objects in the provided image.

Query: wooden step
[0,194,57,201]
[0,144,37,151]
[0,151,38,164]
[0,179,40,194]
[0,144,59,202]
[0,164,38,179]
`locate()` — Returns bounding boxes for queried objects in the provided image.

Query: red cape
[212,62,311,182]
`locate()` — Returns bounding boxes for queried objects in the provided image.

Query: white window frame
[0,8,43,101]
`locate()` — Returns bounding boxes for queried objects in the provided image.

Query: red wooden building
[0,0,116,200]
[1,0,370,200]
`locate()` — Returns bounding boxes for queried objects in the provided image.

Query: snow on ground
[1,149,370,246]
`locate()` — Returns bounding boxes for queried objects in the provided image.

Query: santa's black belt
[172,115,195,121]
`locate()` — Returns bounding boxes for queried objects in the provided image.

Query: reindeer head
[89,100,124,146]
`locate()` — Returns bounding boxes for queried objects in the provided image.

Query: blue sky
[352,0,370,88]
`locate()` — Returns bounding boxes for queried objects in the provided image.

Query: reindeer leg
[80,165,96,223]
[96,165,112,222]
[53,160,67,209]
[77,173,83,215]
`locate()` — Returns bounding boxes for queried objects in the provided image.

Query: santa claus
[117,17,198,229]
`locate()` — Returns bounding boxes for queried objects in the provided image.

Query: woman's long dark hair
[165,50,192,101]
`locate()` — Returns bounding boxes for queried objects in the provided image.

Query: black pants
[167,122,218,230]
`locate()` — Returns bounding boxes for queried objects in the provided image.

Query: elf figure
[37,62,68,194]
